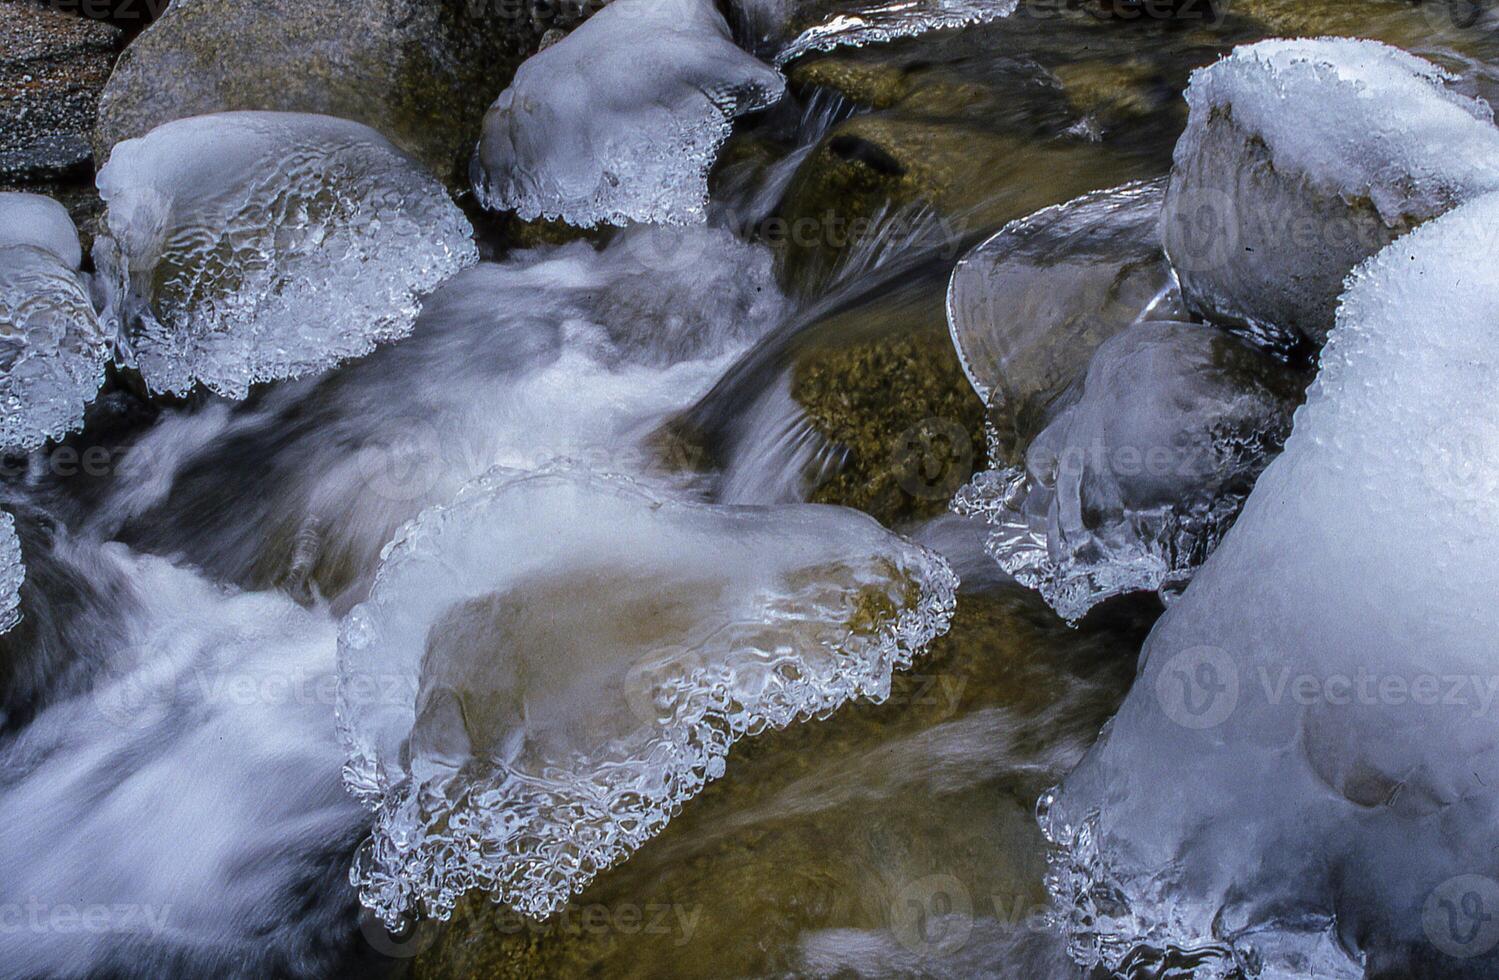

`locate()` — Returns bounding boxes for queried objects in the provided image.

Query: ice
[0,509,22,637]
[955,320,1300,623]
[338,462,958,925]
[1163,38,1499,345]
[472,0,786,228]
[946,179,1180,463]
[94,111,478,398]
[735,0,1020,65]
[0,196,111,452]
[1042,192,1499,976]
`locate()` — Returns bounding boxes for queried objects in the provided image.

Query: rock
[0,1,121,179]
[93,0,587,185]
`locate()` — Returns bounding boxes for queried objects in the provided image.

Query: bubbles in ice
[338,462,957,925]
[0,194,111,452]
[1163,38,1499,345]
[0,510,22,636]
[741,0,1020,66]
[94,111,478,398]
[472,0,786,228]
[1042,192,1499,976]
[955,321,1299,623]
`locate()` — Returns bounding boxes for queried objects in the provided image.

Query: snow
[338,462,957,926]
[1043,191,1499,976]
[94,111,477,398]
[473,0,785,228]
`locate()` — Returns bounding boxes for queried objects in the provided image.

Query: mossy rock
[93,0,590,187]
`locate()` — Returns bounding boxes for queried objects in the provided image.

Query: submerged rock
[93,0,583,184]
[955,320,1303,623]
[0,193,110,452]
[339,463,957,926]
[94,111,477,398]
[1161,38,1499,346]
[473,0,786,227]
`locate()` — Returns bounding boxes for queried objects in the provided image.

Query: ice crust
[338,463,957,926]
[0,197,111,452]
[737,0,1020,65]
[954,320,1297,623]
[0,510,22,636]
[1043,192,1499,976]
[95,111,477,398]
[472,0,786,228]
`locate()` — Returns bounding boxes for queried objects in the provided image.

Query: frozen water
[94,111,477,398]
[0,197,111,452]
[338,462,957,925]
[735,0,1020,65]
[473,0,786,227]
[0,510,22,637]
[947,179,1180,463]
[1163,38,1499,345]
[955,321,1299,623]
[0,191,83,268]
[1043,192,1499,976]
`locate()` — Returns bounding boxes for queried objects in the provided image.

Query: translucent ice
[1162,38,1499,345]
[946,179,1180,464]
[955,321,1300,623]
[1043,192,1499,976]
[0,195,111,452]
[94,111,478,398]
[473,0,784,228]
[0,509,21,637]
[338,463,957,925]
[736,0,1020,65]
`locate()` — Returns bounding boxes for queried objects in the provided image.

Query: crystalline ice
[472,0,786,227]
[94,111,478,398]
[0,510,22,637]
[954,320,1299,623]
[338,462,957,925]
[1162,38,1499,345]
[0,195,111,452]
[1042,192,1499,976]
[735,0,1020,66]
[946,179,1180,464]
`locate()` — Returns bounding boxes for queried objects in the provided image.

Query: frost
[955,321,1298,623]
[0,510,22,636]
[94,111,478,398]
[0,195,111,452]
[338,462,957,926]
[472,0,786,227]
[763,0,1020,66]
[1042,192,1499,976]
[1163,38,1499,344]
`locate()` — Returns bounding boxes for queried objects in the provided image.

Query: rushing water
[5,2,1499,978]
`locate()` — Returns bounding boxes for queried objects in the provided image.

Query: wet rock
[93,0,590,185]
[0,1,121,180]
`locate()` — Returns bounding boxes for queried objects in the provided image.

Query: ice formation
[0,510,22,637]
[94,111,477,398]
[736,0,1020,65]
[1043,192,1499,977]
[946,179,1179,462]
[472,0,786,227]
[1162,38,1499,345]
[955,320,1299,623]
[338,463,957,925]
[0,194,111,452]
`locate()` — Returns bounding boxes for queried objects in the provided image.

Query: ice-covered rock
[1161,38,1499,346]
[0,509,22,637]
[735,0,1020,65]
[946,179,1180,465]
[338,462,957,925]
[0,194,111,452]
[1043,192,1499,976]
[94,111,477,398]
[472,0,786,227]
[955,320,1300,623]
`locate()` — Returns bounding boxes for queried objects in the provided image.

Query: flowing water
[5,2,1499,978]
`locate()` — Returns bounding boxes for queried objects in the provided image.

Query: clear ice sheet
[738,0,1020,66]
[94,111,478,398]
[955,321,1298,623]
[472,0,786,228]
[0,510,22,636]
[338,462,958,926]
[1043,192,1499,976]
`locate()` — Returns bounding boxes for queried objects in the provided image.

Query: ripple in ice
[472,0,786,227]
[94,111,478,398]
[338,463,957,926]
[0,193,110,452]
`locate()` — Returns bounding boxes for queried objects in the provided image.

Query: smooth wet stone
[93,0,588,184]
